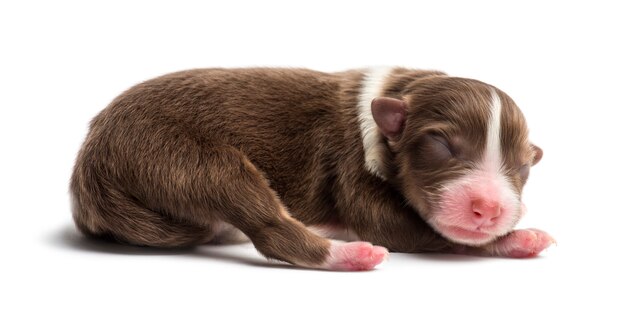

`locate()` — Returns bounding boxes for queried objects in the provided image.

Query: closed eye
[426,134,454,160]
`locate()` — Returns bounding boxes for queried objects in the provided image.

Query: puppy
[70,67,554,270]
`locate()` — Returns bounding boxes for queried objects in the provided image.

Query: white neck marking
[357,67,393,179]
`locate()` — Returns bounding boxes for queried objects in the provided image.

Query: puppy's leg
[205,147,388,270]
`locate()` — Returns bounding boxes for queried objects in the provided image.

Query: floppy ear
[371,97,408,141]
[531,144,543,165]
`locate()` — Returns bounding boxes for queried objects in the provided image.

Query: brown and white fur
[70,67,554,271]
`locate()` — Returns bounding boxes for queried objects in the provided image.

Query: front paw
[489,228,556,258]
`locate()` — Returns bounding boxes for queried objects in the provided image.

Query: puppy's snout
[471,199,501,227]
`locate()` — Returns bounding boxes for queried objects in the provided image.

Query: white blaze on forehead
[357,67,393,179]
[484,89,503,170]
[483,89,521,208]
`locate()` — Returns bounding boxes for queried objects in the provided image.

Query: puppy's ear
[531,144,543,165]
[371,97,408,141]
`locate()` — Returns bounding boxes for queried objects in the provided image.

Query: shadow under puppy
[70,67,555,270]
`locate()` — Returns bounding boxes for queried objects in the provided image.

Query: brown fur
[70,67,533,266]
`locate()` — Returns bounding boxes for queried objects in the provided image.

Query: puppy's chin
[432,222,499,246]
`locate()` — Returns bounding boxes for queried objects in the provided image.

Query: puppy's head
[372,76,542,246]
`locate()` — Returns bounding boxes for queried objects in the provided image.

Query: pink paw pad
[321,241,389,271]
[496,228,556,258]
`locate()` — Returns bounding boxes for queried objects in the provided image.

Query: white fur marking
[212,221,249,244]
[484,90,520,217]
[357,67,393,179]
[485,90,503,171]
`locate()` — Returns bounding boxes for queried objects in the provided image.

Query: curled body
[71,67,554,271]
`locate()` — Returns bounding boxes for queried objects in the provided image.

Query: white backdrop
[1,1,624,311]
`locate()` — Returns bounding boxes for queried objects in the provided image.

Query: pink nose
[471,199,501,227]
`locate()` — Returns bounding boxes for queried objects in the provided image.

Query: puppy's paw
[489,228,556,258]
[319,241,388,271]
